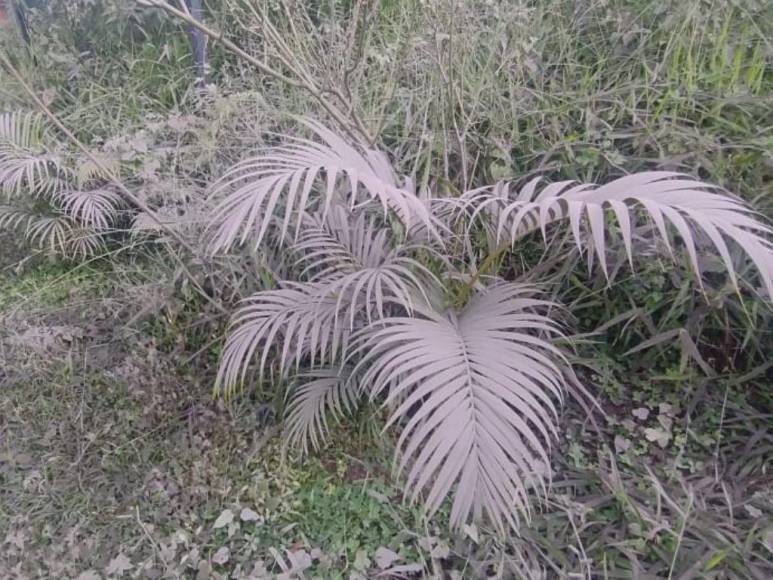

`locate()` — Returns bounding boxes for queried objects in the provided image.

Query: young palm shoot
[210,121,773,531]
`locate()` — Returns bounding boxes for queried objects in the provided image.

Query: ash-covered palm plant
[209,120,773,531]
[0,111,123,258]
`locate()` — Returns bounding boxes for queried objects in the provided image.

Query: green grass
[0,362,430,577]
[2,262,771,578]
[0,259,115,309]
[0,264,432,577]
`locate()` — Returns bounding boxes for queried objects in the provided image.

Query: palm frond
[0,111,47,149]
[0,204,33,230]
[207,119,438,253]
[456,172,773,297]
[55,187,122,230]
[214,282,348,396]
[24,214,74,254]
[293,205,441,322]
[284,367,360,453]
[293,206,387,281]
[353,283,567,530]
[0,209,101,258]
[61,227,104,259]
[0,111,62,197]
[215,205,444,397]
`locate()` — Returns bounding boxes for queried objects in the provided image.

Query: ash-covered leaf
[644,427,670,447]
[212,547,230,565]
[374,547,400,570]
[105,553,133,576]
[213,509,234,529]
[614,435,632,453]
[240,507,260,522]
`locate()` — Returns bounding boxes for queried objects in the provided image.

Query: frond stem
[457,239,511,306]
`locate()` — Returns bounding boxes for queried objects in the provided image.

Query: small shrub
[209,120,773,531]
[0,111,123,258]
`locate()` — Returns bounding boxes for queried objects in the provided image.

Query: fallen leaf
[213,509,234,529]
[249,560,270,578]
[159,541,177,563]
[614,435,632,453]
[745,504,763,518]
[374,547,400,570]
[240,507,260,522]
[644,427,670,447]
[212,547,230,565]
[105,553,133,576]
[632,407,650,421]
[76,571,101,580]
[287,549,312,571]
[431,541,450,559]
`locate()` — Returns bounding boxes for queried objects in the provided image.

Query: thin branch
[140,0,373,147]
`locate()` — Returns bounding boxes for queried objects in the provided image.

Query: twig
[140,0,373,147]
